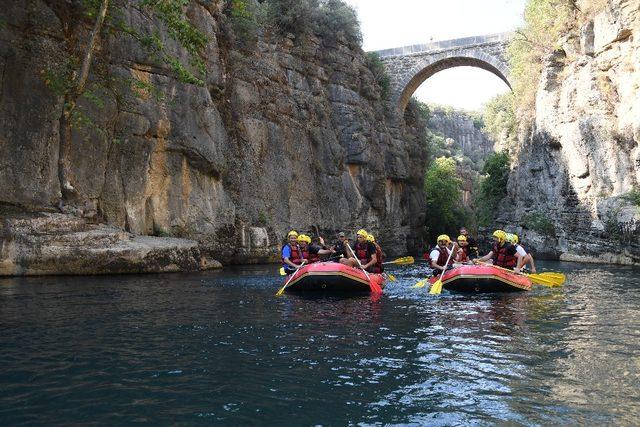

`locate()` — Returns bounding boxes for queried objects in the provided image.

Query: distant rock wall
[428,108,494,163]
[0,0,428,273]
[502,0,640,264]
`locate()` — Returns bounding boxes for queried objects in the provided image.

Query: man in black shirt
[332,231,348,259]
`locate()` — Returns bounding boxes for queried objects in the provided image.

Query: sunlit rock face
[502,0,640,264]
[0,1,428,271]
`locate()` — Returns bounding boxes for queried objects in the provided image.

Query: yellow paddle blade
[275,284,287,296]
[394,256,414,265]
[383,256,415,266]
[386,273,397,282]
[412,278,429,289]
[279,267,286,276]
[527,273,564,287]
[537,272,566,283]
[429,278,443,295]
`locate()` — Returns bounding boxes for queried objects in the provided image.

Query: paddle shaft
[345,241,383,294]
[276,260,307,295]
[430,243,457,294]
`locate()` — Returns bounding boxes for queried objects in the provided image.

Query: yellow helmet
[493,230,507,242]
[356,229,368,238]
[512,234,519,244]
[287,230,298,238]
[457,235,467,242]
[297,234,311,244]
[437,234,451,243]
[366,234,375,242]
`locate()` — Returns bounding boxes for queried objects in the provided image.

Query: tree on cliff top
[43,0,208,209]
[507,0,574,119]
[228,0,362,48]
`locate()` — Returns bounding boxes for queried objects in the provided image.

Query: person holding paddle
[475,230,523,269]
[507,233,537,273]
[429,234,456,276]
[281,230,305,275]
[341,229,379,273]
[366,233,384,273]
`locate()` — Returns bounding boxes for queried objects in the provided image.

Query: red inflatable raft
[429,264,532,293]
[283,262,385,294]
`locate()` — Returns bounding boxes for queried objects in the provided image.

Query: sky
[343,0,527,111]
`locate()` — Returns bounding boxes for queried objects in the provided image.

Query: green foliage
[522,211,556,236]
[471,114,484,130]
[423,157,470,241]
[508,0,575,118]
[475,151,510,226]
[258,0,362,46]
[257,211,269,226]
[365,52,390,99]
[621,187,640,207]
[228,0,260,49]
[483,92,517,147]
[317,0,362,46]
[262,0,320,38]
[42,0,209,134]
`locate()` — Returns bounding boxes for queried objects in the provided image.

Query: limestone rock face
[0,1,427,273]
[428,108,494,163]
[503,0,640,264]
[0,207,201,276]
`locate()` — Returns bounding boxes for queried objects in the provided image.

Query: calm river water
[1,261,639,425]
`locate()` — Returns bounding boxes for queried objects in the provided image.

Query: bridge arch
[375,33,512,114]
[396,53,511,114]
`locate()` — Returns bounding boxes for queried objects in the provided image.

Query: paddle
[475,261,565,287]
[345,241,383,294]
[382,256,414,266]
[275,260,307,296]
[413,243,456,291]
[428,243,457,295]
[385,273,397,282]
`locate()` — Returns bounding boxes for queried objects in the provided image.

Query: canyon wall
[0,1,428,274]
[502,0,640,264]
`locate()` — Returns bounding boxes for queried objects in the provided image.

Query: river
[1,261,639,425]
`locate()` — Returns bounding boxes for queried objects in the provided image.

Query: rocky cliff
[428,107,494,165]
[0,1,428,274]
[502,0,640,264]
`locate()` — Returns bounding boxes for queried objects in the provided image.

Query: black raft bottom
[286,274,371,294]
[443,278,527,293]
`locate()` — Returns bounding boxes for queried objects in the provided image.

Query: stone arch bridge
[374,33,513,114]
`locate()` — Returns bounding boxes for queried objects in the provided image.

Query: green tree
[507,0,575,118]
[423,157,467,241]
[475,151,510,226]
[483,92,516,148]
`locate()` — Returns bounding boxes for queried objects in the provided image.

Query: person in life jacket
[341,229,378,273]
[507,233,537,273]
[459,227,479,259]
[281,230,305,274]
[454,235,470,264]
[366,233,384,273]
[476,230,522,269]
[429,234,456,276]
[330,231,350,260]
[298,234,334,263]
